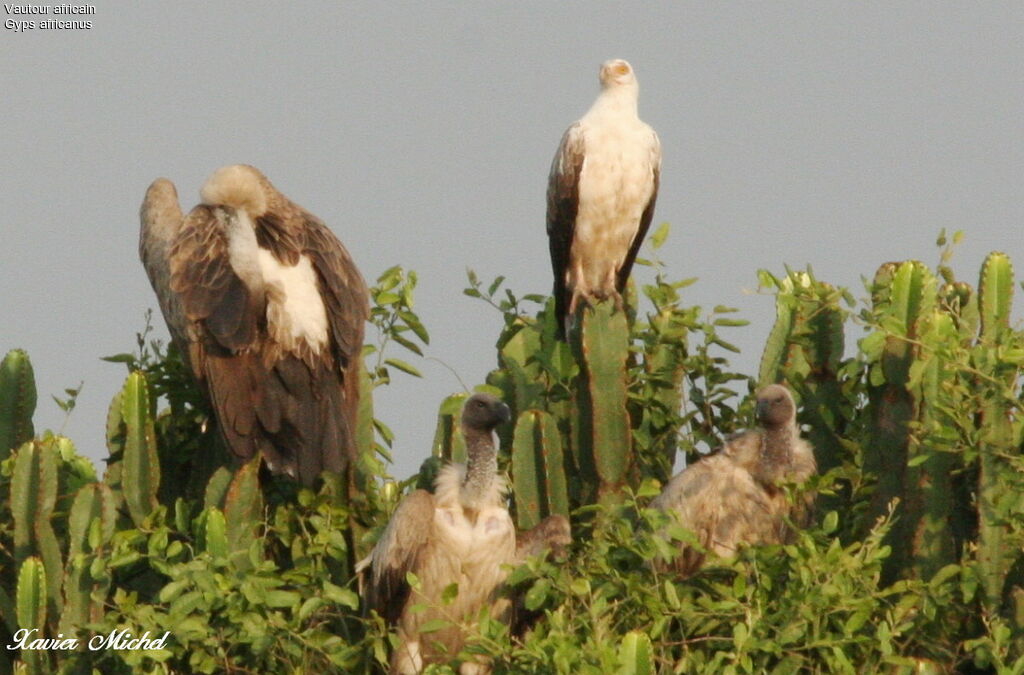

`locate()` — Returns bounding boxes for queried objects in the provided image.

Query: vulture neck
[461,428,499,510]
[585,83,640,122]
[755,423,794,486]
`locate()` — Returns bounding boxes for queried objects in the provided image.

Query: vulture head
[461,393,511,435]
[600,58,637,89]
[755,384,797,428]
[199,164,270,216]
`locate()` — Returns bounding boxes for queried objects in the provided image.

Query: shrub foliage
[1,230,1024,673]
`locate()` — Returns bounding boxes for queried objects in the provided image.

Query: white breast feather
[258,249,329,350]
[226,210,329,353]
[571,117,657,292]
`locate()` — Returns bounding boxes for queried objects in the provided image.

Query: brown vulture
[139,164,369,486]
[360,393,515,675]
[651,384,817,577]
[547,58,661,337]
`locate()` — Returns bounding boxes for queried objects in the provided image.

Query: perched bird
[362,393,515,675]
[651,384,817,577]
[546,59,661,337]
[139,165,369,486]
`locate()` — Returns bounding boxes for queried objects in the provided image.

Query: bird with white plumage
[547,58,662,337]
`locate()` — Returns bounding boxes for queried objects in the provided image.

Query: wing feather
[169,205,261,351]
[616,130,661,292]
[302,218,370,366]
[139,179,193,368]
[365,489,437,625]
[546,123,585,333]
[166,204,266,464]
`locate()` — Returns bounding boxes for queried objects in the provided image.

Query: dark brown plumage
[651,384,817,577]
[139,165,369,486]
[361,394,515,674]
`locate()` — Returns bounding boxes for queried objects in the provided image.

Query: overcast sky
[2,2,1021,481]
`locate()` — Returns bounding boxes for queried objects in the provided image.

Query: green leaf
[384,358,422,378]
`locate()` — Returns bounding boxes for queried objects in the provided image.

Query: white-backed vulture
[139,165,369,486]
[362,393,515,674]
[547,59,661,337]
[652,384,817,577]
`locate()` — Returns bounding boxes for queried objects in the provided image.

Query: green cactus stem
[975,252,1018,616]
[224,457,264,568]
[511,409,569,531]
[11,441,62,618]
[571,301,632,505]
[431,393,469,465]
[120,371,160,526]
[0,349,36,461]
[61,483,116,636]
[15,557,47,674]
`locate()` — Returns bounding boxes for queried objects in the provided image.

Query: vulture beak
[496,401,512,425]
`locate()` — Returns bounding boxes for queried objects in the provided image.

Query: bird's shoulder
[372,489,437,573]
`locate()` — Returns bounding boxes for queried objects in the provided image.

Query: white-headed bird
[547,59,661,337]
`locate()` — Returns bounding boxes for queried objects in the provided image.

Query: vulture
[139,165,369,486]
[362,393,515,675]
[547,59,661,337]
[651,384,817,577]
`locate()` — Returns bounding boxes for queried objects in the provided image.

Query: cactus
[431,393,469,464]
[224,457,264,567]
[204,466,234,509]
[570,301,632,505]
[120,371,160,526]
[618,630,654,675]
[861,261,936,579]
[758,269,848,474]
[974,252,1018,616]
[61,483,116,636]
[15,557,47,674]
[199,507,229,559]
[0,349,36,461]
[511,410,569,531]
[11,441,62,618]
[635,307,688,481]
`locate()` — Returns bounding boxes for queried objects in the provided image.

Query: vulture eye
[615,63,630,76]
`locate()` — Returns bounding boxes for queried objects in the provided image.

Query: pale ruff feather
[226,210,329,355]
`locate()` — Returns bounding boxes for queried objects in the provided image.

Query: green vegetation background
[2,228,1023,673]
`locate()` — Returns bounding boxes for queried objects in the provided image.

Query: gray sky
[2,3,1021,481]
